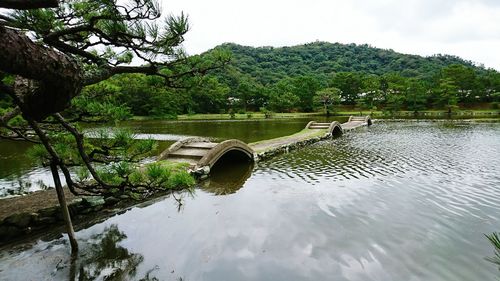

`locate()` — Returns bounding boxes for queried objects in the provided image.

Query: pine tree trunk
[25,117,79,254]
[50,162,78,254]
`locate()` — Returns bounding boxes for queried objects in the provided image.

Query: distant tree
[200,42,500,113]
[235,77,260,112]
[436,78,459,114]
[314,87,341,115]
[268,91,300,112]
[406,79,429,112]
[188,75,230,114]
[477,70,500,102]
[378,75,390,104]
[441,64,477,103]
[383,74,406,113]
[357,74,383,111]
[331,72,362,104]
[291,75,322,111]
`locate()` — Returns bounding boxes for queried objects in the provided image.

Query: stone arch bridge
[158,116,372,175]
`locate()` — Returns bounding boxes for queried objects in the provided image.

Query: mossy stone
[4,213,32,228]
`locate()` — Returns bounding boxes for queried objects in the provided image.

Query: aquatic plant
[486,232,500,270]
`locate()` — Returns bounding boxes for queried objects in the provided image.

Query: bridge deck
[249,128,326,153]
[341,121,365,131]
[249,119,367,153]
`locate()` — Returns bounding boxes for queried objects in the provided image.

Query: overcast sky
[164,0,500,70]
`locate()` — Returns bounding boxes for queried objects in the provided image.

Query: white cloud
[162,0,500,70]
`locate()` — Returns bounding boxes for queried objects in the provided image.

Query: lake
[0,117,346,197]
[0,120,499,280]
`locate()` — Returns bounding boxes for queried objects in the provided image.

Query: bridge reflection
[200,152,254,195]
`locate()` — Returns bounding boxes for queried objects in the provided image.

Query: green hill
[212,42,483,84]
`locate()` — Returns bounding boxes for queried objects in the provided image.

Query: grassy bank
[131,109,500,121]
[177,112,323,120]
[131,112,323,121]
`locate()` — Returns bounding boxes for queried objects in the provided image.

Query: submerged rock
[38,206,59,218]
[82,196,105,208]
[4,213,32,228]
[0,225,21,239]
[104,196,120,206]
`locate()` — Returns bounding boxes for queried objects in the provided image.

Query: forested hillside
[213,42,482,85]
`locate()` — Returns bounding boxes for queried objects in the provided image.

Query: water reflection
[0,224,165,281]
[70,224,145,281]
[200,159,254,195]
[114,118,314,143]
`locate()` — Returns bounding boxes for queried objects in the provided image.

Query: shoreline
[0,187,179,247]
[130,109,500,121]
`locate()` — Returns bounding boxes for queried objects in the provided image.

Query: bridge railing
[348,115,372,125]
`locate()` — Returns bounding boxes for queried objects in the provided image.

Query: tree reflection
[70,224,156,281]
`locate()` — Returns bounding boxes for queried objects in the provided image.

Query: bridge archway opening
[331,126,343,137]
[211,149,253,169]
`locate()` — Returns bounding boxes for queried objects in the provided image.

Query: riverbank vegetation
[148,109,498,121]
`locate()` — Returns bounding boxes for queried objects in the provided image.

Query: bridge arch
[348,115,372,126]
[328,121,343,137]
[197,139,254,169]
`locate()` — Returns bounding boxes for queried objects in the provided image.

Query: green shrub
[113,161,133,178]
[129,169,146,185]
[113,129,134,147]
[130,139,157,156]
[96,167,124,186]
[491,102,499,109]
[169,170,196,189]
[76,167,90,181]
[27,144,50,165]
[260,107,274,119]
[146,162,171,187]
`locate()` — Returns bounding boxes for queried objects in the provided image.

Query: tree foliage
[314,87,341,114]
[0,1,225,199]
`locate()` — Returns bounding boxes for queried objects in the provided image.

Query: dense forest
[8,41,498,119]
[216,42,483,84]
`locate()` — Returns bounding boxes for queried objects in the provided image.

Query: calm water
[0,118,344,196]
[1,122,499,280]
[112,117,352,141]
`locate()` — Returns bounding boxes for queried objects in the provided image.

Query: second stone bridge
[158,116,372,175]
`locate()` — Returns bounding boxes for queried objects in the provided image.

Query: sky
[163,0,500,70]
